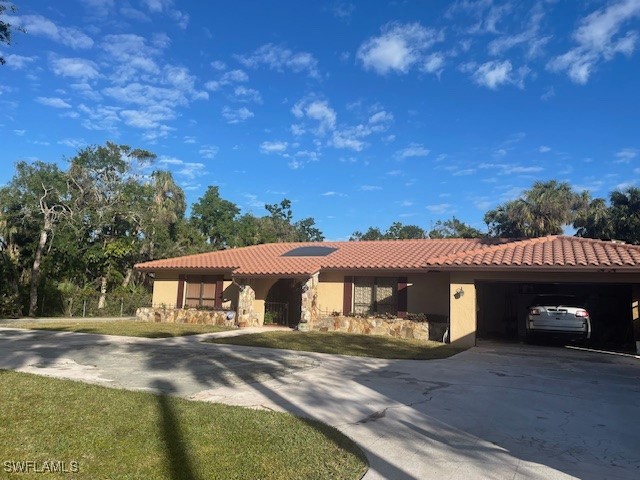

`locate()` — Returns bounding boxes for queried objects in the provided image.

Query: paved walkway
[0,327,638,479]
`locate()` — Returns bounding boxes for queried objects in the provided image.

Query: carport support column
[633,285,640,353]
[237,283,259,327]
[449,272,477,348]
[300,273,319,330]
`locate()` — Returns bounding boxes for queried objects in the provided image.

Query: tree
[485,180,588,238]
[0,161,71,316]
[351,222,426,241]
[429,217,484,239]
[608,187,640,244]
[190,186,240,248]
[350,227,384,241]
[294,217,324,242]
[1,1,23,66]
[68,142,156,309]
[261,198,324,243]
[574,197,612,240]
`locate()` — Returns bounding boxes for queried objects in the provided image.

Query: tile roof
[134,235,640,276]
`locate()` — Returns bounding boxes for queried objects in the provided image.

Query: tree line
[1,143,638,318]
[352,180,640,243]
[0,143,322,317]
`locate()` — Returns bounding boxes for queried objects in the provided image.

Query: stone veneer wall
[136,306,237,327]
[311,315,449,342]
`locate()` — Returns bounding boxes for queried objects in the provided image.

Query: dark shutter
[176,274,185,308]
[343,276,353,315]
[397,276,408,318]
[215,276,224,308]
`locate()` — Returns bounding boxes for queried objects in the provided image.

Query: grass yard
[209,331,465,360]
[3,321,232,338]
[0,370,367,480]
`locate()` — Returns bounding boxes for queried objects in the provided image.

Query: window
[353,277,398,315]
[185,276,217,308]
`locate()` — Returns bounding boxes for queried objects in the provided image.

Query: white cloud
[139,0,189,28]
[331,1,355,19]
[422,52,445,75]
[548,0,640,84]
[479,162,544,175]
[71,82,102,101]
[260,141,288,154]
[101,34,164,82]
[615,147,638,162]
[291,98,337,135]
[58,138,86,149]
[2,53,37,70]
[369,110,394,123]
[487,4,550,59]
[35,97,71,108]
[50,56,100,80]
[199,145,219,159]
[222,106,254,124]
[236,44,319,78]
[472,60,513,89]
[77,103,120,132]
[204,69,249,91]
[426,203,452,214]
[396,143,430,159]
[330,131,365,151]
[357,22,444,74]
[539,145,551,153]
[158,155,206,179]
[211,60,226,70]
[233,86,262,103]
[10,15,93,49]
[360,185,382,191]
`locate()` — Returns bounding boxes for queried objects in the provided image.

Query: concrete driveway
[0,327,638,480]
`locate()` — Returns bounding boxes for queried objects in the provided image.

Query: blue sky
[1,0,639,240]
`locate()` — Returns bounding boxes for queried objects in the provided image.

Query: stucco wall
[317,271,346,314]
[449,272,477,347]
[151,272,179,307]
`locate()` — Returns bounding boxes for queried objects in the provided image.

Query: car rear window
[532,295,581,306]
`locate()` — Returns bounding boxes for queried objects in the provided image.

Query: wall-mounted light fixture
[454,287,464,299]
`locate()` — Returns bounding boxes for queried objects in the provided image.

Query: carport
[476,280,636,349]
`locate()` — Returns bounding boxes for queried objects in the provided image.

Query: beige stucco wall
[151,272,180,307]
[449,272,477,347]
[318,271,346,314]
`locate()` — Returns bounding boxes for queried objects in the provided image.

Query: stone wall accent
[300,273,319,325]
[237,284,260,327]
[311,315,449,342]
[136,307,237,327]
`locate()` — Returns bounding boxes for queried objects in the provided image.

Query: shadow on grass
[152,379,198,480]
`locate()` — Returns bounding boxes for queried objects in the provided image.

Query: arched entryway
[265,278,303,327]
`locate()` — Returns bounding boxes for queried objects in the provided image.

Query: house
[134,235,640,348]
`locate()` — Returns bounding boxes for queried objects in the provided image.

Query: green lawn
[0,370,367,480]
[4,321,232,338]
[209,331,465,360]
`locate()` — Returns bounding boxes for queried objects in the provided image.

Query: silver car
[526,294,591,342]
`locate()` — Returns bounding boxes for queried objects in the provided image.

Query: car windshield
[532,295,580,307]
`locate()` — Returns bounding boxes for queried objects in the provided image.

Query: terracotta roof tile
[134,236,640,275]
